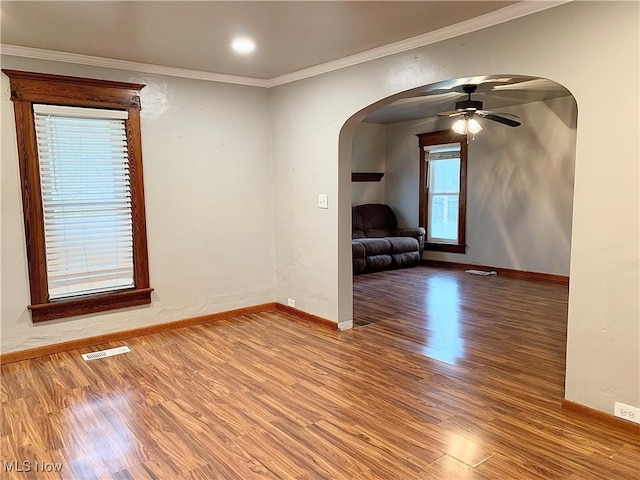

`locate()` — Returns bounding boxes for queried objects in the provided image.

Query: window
[426,144,460,243]
[4,70,152,322]
[417,130,467,254]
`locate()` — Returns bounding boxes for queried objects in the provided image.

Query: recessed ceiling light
[231,37,256,55]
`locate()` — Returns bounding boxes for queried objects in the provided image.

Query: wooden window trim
[423,243,467,254]
[3,69,152,322]
[417,130,468,254]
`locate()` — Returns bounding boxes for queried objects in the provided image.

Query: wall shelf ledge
[352,172,384,182]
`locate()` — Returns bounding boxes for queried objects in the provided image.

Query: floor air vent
[466,269,498,276]
[82,346,131,361]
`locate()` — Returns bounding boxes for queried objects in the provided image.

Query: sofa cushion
[351,241,366,259]
[364,228,393,238]
[366,254,392,271]
[392,251,420,268]
[352,229,366,239]
[358,238,391,256]
[387,237,419,254]
[352,204,398,231]
[353,258,366,274]
[352,207,365,232]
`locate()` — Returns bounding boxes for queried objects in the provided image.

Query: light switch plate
[318,194,328,209]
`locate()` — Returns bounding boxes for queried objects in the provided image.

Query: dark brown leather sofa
[351,204,425,275]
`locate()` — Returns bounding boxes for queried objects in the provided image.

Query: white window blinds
[34,104,134,300]
[424,143,460,161]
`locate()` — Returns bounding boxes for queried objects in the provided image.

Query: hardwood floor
[2,266,639,479]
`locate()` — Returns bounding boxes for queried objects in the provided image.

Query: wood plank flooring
[2,266,639,479]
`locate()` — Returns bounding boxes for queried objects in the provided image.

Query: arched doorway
[340,74,577,380]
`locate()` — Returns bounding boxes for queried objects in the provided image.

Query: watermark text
[3,460,63,473]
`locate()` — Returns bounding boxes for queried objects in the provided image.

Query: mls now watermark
[3,460,63,473]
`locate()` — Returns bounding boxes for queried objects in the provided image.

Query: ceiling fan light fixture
[452,118,466,134]
[452,116,482,135]
[439,83,521,132]
[467,117,483,134]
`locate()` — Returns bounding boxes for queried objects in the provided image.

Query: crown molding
[0,44,270,88]
[1,1,570,89]
[266,0,572,87]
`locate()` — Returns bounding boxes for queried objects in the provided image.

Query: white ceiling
[1,1,518,80]
[1,1,573,124]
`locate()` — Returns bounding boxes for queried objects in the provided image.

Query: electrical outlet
[287,298,295,308]
[614,402,640,424]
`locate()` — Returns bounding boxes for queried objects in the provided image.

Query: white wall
[384,97,577,276]
[351,123,386,206]
[1,56,276,353]
[271,2,639,414]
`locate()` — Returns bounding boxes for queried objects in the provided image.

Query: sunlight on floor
[421,275,465,365]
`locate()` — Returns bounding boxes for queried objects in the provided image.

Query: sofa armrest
[393,227,425,251]
[393,227,425,239]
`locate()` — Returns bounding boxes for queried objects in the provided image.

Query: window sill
[28,287,153,322]
[424,243,467,254]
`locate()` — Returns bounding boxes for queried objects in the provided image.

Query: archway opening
[339,73,577,392]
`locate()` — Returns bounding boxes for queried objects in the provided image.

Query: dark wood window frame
[417,130,468,254]
[3,69,152,322]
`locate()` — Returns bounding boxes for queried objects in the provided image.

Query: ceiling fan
[438,84,521,135]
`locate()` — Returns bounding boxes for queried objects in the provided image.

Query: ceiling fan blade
[437,110,464,117]
[485,114,522,127]
[477,110,520,119]
[477,111,521,127]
